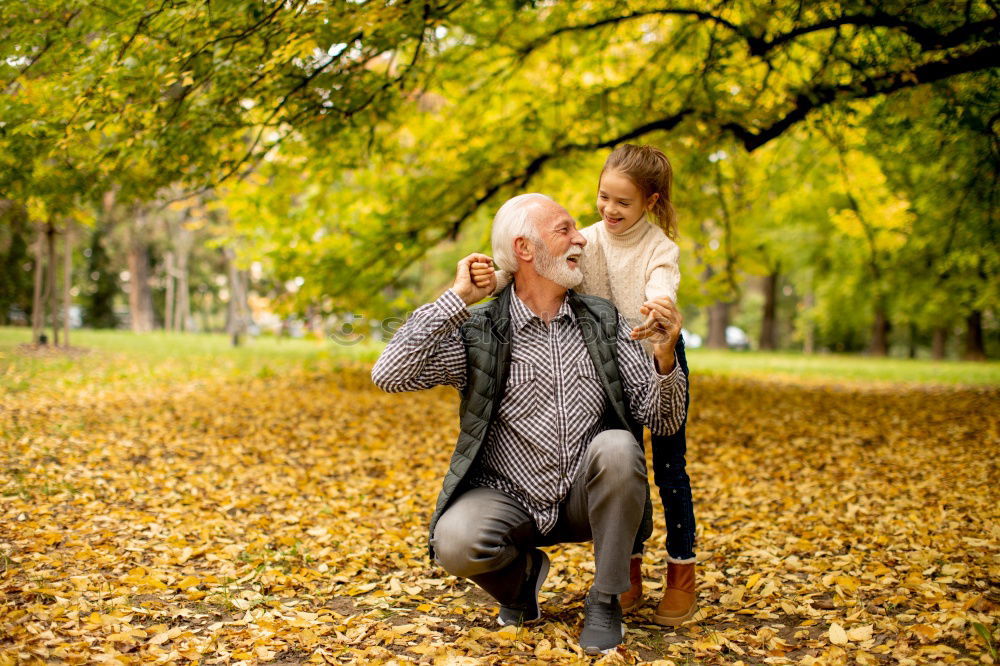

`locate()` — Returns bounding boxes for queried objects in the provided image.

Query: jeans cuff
[666,555,697,564]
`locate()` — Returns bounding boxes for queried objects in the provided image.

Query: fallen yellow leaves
[1,368,998,664]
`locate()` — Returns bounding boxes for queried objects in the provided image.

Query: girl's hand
[630,297,683,373]
[453,253,496,305]
[470,259,496,290]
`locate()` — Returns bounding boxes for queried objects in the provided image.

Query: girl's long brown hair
[602,144,678,239]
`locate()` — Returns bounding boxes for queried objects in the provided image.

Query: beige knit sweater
[492,216,680,343]
[578,217,680,354]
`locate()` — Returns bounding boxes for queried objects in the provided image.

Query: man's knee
[432,519,478,578]
[432,499,510,578]
[587,429,646,487]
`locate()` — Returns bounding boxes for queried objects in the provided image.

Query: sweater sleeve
[643,235,681,304]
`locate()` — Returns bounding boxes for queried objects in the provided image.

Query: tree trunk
[932,326,948,360]
[173,221,193,332]
[802,291,815,354]
[46,222,59,346]
[964,310,986,360]
[63,222,72,347]
[175,248,191,331]
[31,223,46,344]
[200,290,212,333]
[870,302,890,356]
[706,301,730,349]
[164,251,175,331]
[224,246,248,347]
[128,211,155,333]
[759,271,779,350]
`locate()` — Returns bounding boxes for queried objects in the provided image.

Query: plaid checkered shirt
[372,288,687,534]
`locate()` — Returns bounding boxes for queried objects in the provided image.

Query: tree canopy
[2,0,997,355]
[1,0,456,207]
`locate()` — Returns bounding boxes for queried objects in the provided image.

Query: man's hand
[452,253,497,305]
[630,297,683,373]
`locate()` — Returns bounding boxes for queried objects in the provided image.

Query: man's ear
[513,237,534,262]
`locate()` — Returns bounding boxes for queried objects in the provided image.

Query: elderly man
[371,193,686,654]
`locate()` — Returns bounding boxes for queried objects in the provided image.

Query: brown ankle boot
[654,561,697,626]
[619,554,644,612]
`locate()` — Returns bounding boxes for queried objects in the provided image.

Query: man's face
[530,202,587,289]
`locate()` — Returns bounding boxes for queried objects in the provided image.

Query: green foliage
[1,1,996,355]
[217,1,998,332]
[864,78,1000,333]
[0,0,457,208]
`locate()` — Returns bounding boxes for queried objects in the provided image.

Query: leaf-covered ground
[1,361,998,664]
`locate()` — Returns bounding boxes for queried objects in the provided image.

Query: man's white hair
[491,193,553,273]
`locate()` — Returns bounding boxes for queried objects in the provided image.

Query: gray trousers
[431,430,647,602]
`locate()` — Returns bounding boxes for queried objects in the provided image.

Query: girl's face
[597,169,658,235]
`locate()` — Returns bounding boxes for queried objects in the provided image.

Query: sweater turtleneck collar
[601,215,654,248]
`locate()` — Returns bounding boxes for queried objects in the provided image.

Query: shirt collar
[509,288,575,331]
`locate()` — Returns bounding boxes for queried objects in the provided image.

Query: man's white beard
[534,242,583,289]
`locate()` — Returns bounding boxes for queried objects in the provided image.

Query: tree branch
[407,43,998,262]
[439,111,695,239]
[513,6,1000,61]
[754,11,1000,55]
[516,8,746,58]
[115,0,171,64]
[175,0,289,75]
[724,44,1000,152]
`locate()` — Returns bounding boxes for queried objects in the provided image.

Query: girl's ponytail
[602,144,678,239]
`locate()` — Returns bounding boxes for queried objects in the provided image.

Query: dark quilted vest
[427,284,653,556]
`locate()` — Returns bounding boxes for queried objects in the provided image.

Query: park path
[1,368,998,664]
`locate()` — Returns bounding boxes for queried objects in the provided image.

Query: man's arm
[617,322,687,434]
[628,296,683,375]
[617,297,687,434]
[371,289,471,392]
[371,253,496,393]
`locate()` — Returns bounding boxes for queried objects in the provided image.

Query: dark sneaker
[497,549,550,626]
[580,588,625,655]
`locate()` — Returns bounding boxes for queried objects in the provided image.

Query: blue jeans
[633,336,696,560]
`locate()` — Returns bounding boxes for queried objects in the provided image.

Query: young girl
[475,144,696,625]
[577,144,696,626]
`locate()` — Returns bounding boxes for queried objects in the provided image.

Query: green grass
[0,327,383,399]
[2,327,997,401]
[687,348,1000,386]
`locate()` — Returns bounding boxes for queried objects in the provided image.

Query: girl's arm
[643,236,681,304]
